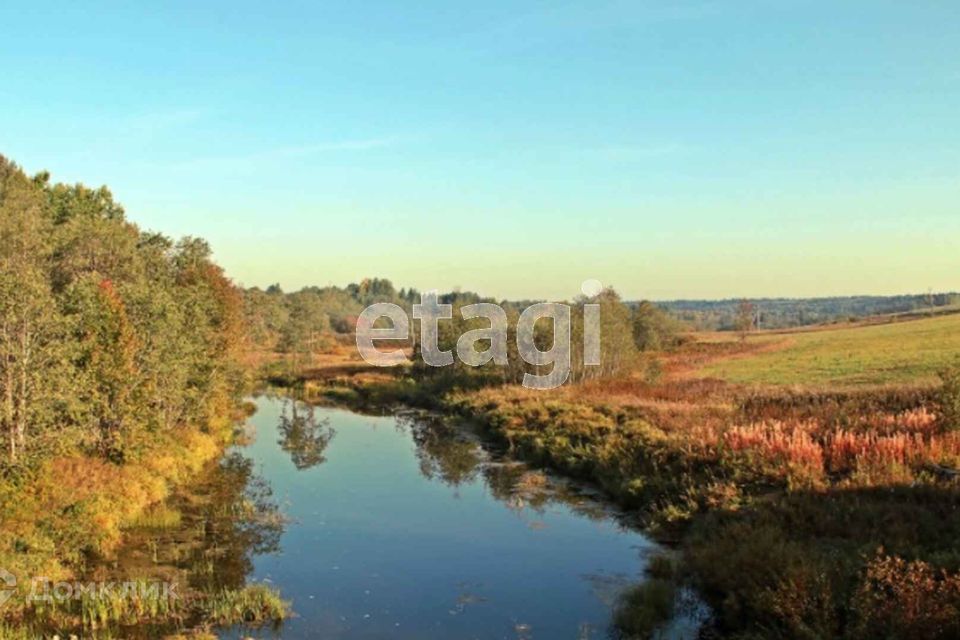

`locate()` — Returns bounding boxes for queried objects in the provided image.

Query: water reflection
[278,399,336,470]
[394,409,636,528]
[107,451,285,597]
[105,396,705,638]
[399,414,482,488]
[191,451,286,591]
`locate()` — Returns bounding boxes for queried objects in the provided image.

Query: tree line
[0,156,245,467]
[246,279,682,384]
[659,293,960,331]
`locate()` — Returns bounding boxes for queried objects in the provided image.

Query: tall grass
[130,504,183,530]
[23,578,182,631]
[0,626,41,640]
[201,584,289,627]
[12,579,288,635]
[721,407,960,487]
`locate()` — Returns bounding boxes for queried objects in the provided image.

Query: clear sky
[1,1,957,301]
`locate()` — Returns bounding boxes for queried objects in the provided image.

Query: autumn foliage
[0,155,248,615]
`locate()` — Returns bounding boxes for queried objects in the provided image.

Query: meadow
[698,311,960,386]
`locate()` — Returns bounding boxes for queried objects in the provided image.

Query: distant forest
[244,279,544,356]
[245,280,960,359]
[656,293,960,331]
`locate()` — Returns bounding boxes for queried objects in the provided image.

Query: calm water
[212,394,700,639]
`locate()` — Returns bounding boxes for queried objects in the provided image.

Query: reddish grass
[714,407,955,486]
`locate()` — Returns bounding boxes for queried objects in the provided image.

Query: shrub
[937,363,960,432]
[852,552,960,640]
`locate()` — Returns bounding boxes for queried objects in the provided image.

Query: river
[127,393,703,639]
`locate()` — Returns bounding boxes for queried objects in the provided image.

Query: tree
[570,287,637,383]
[735,299,755,342]
[631,301,680,352]
[0,154,248,466]
[0,159,64,461]
[66,277,139,459]
[243,287,290,351]
[277,291,333,368]
[170,238,247,425]
[348,277,398,306]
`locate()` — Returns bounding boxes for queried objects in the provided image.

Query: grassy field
[699,313,960,386]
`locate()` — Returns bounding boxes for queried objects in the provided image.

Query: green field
[700,313,960,386]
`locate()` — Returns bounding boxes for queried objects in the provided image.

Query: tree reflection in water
[105,450,286,597]
[397,412,629,527]
[400,414,482,489]
[99,401,679,638]
[278,400,336,470]
[192,451,286,591]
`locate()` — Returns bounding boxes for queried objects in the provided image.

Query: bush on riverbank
[938,362,960,432]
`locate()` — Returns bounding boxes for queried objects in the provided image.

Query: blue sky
[1,1,958,300]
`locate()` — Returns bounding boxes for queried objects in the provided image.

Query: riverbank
[0,158,292,638]
[444,384,960,639]
[281,341,960,639]
[0,404,290,638]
